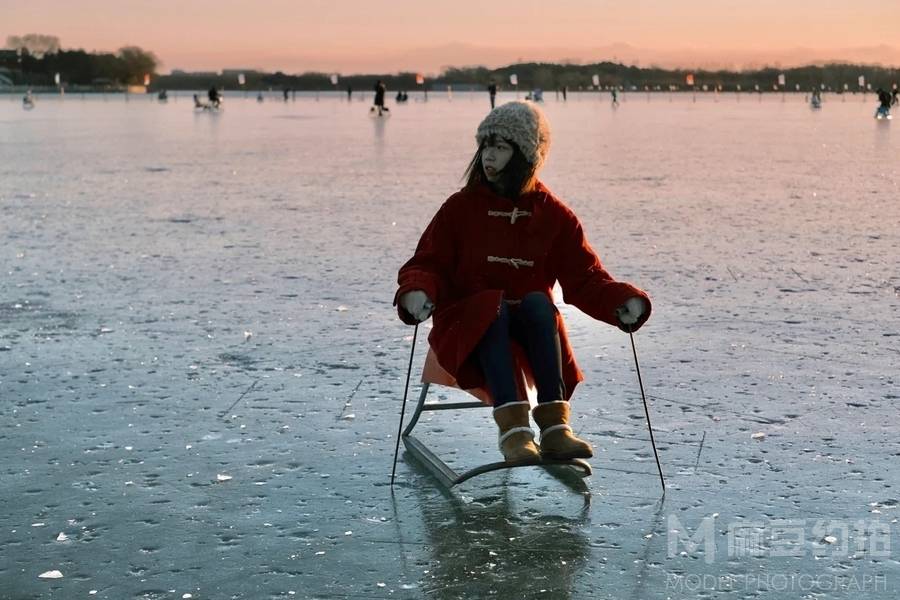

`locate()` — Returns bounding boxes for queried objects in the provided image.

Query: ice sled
[401,348,592,488]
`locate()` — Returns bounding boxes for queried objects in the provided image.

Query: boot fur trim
[492,400,531,414]
[494,402,536,448]
[539,423,571,442]
[499,426,535,447]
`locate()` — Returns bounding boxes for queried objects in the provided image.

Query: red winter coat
[394,181,651,403]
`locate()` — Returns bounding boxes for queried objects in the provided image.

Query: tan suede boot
[492,401,541,462]
[532,401,593,460]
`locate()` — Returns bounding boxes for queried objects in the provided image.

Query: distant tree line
[2,34,159,87]
[153,62,900,94]
[442,62,900,92]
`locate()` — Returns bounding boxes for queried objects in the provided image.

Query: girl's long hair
[462,134,537,199]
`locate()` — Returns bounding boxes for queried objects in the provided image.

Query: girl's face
[481,138,514,182]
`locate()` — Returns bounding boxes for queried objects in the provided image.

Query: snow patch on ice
[38,570,63,579]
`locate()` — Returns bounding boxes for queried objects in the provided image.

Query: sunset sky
[4,0,900,74]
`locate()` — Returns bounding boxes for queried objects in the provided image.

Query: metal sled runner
[402,380,592,488]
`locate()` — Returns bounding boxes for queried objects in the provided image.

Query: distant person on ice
[372,79,388,115]
[875,88,892,118]
[208,86,221,108]
[394,101,651,463]
[810,88,822,108]
[488,79,498,108]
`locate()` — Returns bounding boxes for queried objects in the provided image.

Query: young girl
[394,101,651,463]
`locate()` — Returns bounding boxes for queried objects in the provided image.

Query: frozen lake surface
[1,91,899,598]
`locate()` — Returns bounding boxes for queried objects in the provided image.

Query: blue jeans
[475,292,567,407]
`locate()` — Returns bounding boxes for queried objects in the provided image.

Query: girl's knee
[521,291,551,307]
[519,292,556,323]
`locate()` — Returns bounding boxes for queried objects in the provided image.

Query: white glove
[400,290,434,323]
[615,296,646,326]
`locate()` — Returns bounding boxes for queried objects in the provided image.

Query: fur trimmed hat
[476,100,551,171]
